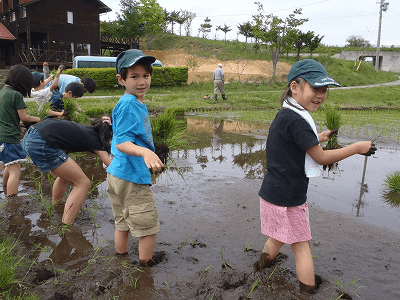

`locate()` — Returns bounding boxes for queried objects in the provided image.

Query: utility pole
[375,0,389,71]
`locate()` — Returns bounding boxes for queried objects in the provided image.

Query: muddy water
[1,118,399,299]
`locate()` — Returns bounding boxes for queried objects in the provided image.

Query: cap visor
[309,76,340,87]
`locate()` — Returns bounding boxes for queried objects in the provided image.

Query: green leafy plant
[247,279,260,299]
[323,104,343,171]
[383,171,400,194]
[151,109,191,164]
[220,248,233,269]
[332,277,365,299]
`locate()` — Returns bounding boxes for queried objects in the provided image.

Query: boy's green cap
[32,71,44,87]
[288,59,340,87]
[116,49,156,74]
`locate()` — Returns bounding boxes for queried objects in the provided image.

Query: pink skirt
[260,198,311,244]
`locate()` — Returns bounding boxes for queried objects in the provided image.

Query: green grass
[0,236,39,299]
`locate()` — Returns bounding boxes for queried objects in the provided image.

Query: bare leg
[263,237,285,259]
[114,230,129,254]
[291,241,315,286]
[52,176,69,204]
[139,234,156,264]
[3,164,21,196]
[256,237,285,271]
[51,158,91,225]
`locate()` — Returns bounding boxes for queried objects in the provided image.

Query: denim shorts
[0,142,27,166]
[21,127,68,173]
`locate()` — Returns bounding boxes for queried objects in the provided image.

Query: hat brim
[306,76,341,87]
[117,56,156,73]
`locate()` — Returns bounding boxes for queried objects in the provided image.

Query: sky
[99,0,399,47]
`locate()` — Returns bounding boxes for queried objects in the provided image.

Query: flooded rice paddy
[0,117,399,299]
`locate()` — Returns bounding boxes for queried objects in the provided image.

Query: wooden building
[0,0,111,68]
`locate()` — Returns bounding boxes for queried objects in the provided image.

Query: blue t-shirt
[107,93,155,185]
[45,74,81,93]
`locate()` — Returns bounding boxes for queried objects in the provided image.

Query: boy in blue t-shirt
[106,49,164,267]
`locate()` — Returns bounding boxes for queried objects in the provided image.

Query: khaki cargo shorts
[107,174,160,237]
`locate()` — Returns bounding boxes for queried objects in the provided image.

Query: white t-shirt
[31,87,52,111]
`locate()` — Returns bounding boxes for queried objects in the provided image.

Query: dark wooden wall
[25,0,101,55]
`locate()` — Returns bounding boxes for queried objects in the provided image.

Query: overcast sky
[99,0,399,47]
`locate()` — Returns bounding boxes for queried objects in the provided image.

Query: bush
[62,66,188,89]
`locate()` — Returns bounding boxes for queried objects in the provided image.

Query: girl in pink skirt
[256,59,376,294]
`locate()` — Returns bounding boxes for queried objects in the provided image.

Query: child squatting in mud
[255,59,377,294]
[106,49,164,267]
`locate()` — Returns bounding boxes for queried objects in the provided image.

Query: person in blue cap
[255,59,377,294]
[106,49,164,267]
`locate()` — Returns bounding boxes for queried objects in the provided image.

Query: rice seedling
[130,275,139,288]
[247,279,260,299]
[163,277,171,291]
[332,277,365,299]
[243,240,253,252]
[202,264,212,274]
[322,104,343,171]
[81,243,104,276]
[383,171,400,194]
[220,248,233,269]
[177,241,187,250]
[0,236,32,293]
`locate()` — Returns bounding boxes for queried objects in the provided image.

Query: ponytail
[91,115,113,153]
[280,77,305,108]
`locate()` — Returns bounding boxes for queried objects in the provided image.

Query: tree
[175,9,190,36]
[165,10,180,34]
[237,21,254,43]
[252,2,308,77]
[183,11,196,36]
[289,30,324,60]
[346,35,371,48]
[198,17,212,39]
[115,0,145,44]
[216,24,232,41]
[115,0,165,48]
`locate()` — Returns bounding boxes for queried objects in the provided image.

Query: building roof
[0,0,111,14]
[0,21,15,40]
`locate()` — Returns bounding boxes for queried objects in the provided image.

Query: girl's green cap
[288,59,340,87]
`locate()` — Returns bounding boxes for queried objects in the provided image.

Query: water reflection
[354,156,369,217]
[180,118,400,232]
[186,118,268,179]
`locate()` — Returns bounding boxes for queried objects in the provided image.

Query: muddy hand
[329,129,338,137]
[361,143,377,156]
[149,166,165,175]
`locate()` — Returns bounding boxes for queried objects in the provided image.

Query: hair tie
[102,116,112,125]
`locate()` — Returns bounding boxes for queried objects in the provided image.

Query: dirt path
[145,49,292,83]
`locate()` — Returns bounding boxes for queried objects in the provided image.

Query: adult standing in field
[213,63,227,101]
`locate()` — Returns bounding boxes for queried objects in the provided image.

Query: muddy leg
[256,237,284,271]
[115,230,129,255]
[292,241,315,290]
[139,234,156,267]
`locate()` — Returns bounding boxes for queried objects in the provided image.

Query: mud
[1,118,400,299]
